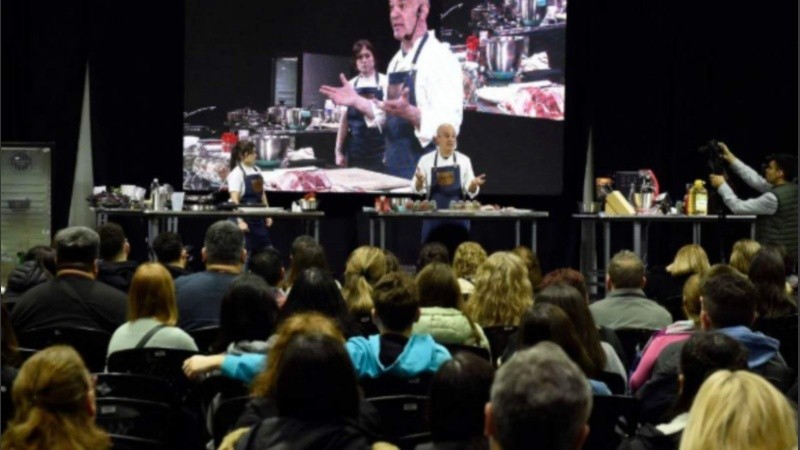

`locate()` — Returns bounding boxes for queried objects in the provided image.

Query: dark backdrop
[2,0,796,276]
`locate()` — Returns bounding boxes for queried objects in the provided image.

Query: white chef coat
[411,149,479,198]
[226,164,261,196]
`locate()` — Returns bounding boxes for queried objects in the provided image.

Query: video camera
[697,140,727,175]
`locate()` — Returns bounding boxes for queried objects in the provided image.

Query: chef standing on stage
[227,141,272,255]
[321,0,463,180]
[412,123,486,241]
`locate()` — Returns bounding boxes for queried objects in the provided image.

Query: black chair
[613,329,656,366]
[106,348,198,401]
[367,395,430,440]
[482,325,518,364]
[360,373,434,399]
[187,326,220,355]
[584,395,640,450]
[595,371,627,395]
[94,373,179,407]
[199,374,250,431]
[109,434,166,450]
[442,343,491,363]
[95,398,174,443]
[17,326,111,372]
[212,395,251,448]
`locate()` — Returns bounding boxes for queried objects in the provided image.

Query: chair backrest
[212,395,251,448]
[109,434,166,450]
[95,397,174,443]
[360,373,434,399]
[187,326,220,355]
[585,395,640,450]
[481,325,518,363]
[199,375,250,419]
[106,348,198,400]
[595,371,627,395]
[94,373,179,407]
[394,432,433,450]
[17,326,111,372]
[367,395,430,440]
[613,329,656,366]
[442,343,491,363]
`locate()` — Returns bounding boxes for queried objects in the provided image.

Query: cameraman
[708,142,798,270]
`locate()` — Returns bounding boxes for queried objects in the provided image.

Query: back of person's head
[383,250,401,274]
[467,252,532,327]
[372,271,419,332]
[7,245,56,294]
[768,152,798,182]
[540,268,589,301]
[214,273,278,353]
[518,302,597,377]
[488,342,592,450]
[671,332,748,415]
[416,262,461,309]
[54,226,100,271]
[248,247,283,287]
[286,241,329,287]
[251,313,344,397]
[417,241,450,271]
[281,267,350,327]
[2,345,111,450]
[203,220,244,266]
[748,247,797,319]
[290,235,317,258]
[729,239,761,275]
[96,222,127,261]
[666,244,710,276]
[679,370,797,450]
[429,352,494,444]
[700,272,756,329]
[152,231,184,264]
[342,246,388,315]
[229,139,257,170]
[510,246,543,292]
[274,333,360,421]
[607,250,645,289]
[127,262,177,326]
[681,273,703,324]
[452,241,487,280]
[23,245,57,276]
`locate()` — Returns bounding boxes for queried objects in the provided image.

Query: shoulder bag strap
[135,324,167,349]
[56,278,111,329]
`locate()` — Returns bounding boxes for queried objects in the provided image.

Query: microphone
[403,5,423,41]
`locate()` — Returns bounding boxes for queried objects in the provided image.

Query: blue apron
[345,74,386,173]
[238,163,271,253]
[385,33,435,180]
[422,151,470,242]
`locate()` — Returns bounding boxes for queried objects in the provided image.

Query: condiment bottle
[688,179,708,216]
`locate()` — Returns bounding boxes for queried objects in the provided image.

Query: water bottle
[150,178,160,210]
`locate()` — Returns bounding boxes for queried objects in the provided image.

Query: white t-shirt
[226,164,261,196]
[411,149,479,198]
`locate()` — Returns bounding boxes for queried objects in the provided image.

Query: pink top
[629,320,696,392]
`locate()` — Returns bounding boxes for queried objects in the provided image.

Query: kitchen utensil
[299,198,318,211]
[170,192,185,211]
[286,108,304,130]
[633,192,654,212]
[517,0,540,26]
[577,201,601,214]
[120,185,136,197]
[253,135,292,161]
[485,36,528,80]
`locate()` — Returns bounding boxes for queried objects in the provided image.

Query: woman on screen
[334,40,388,173]
[228,140,272,255]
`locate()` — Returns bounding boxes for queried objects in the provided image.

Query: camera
[698,139,727,175]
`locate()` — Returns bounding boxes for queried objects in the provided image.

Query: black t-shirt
[378,333,409,367]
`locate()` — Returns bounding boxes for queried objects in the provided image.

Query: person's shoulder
[455,150,472,162]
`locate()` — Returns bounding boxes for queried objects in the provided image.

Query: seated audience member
[107,263,198,356]
[637,271,792,423]
[224,332,374,449]
[417,241,450,272]
[282,235,332,294]
[729,238,761,276]
[678,370,797,450]
[1,345,111,450]
[465,252,533,327]
[248,247,286,307]
[280,267,361,338]
[591,250,672,330]
[645,244,709,306]
[619,332,748,450]
[11,226,127,334]
[412,263,490,350]
[383,250,401,274]
[211,273,279,355]
[341,246,388,328]
[452,241,487,300]
[418,352,494,450]
[95,222,139,293]
[510,245,543,294]
[175,220,245,332]
[485,342,591,450]
[513,302,612,395]
[2,245,56,309]
[152,231,191,279]
[629,274,702,392]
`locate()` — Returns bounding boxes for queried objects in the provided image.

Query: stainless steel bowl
[517,0,540,26]
[286,108,304,130]
[253,134,292,161]
[485,36,528,80]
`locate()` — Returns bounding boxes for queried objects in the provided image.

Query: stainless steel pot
[518,0,539,26]
[253,134,292,161]
[286,108,304,129]
[267,105,287,125]
[485,36,528,79]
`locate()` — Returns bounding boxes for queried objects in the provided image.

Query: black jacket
[97,260,139,293]
[235,417,371,450]
[617,422,682,450]
[2,261,51,307]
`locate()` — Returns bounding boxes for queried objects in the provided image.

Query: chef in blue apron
[320,0,463,180]
[227,141,272,255]
[335,40,388,173]
[412,123,486,242]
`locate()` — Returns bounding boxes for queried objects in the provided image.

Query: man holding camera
[708,143,797,269]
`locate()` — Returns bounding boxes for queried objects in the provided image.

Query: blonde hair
[127,262,178,326]
[679,370,797,450]
[466,252,533,327]
[729,239,761,276]
[452,241,487,280]
[681,273,702,324]
[341,246,387,316]
[251,313,344,397]
[1,345,111,450]
[511,246,543,292]
[666,244,710,276]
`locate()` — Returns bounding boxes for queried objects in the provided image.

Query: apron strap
[392,32,430,73]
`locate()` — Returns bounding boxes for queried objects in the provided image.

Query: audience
[11,226,127,334]
[175,220,245,331]
[417,242,450,272]
[485,342,591,450]
[728,238,761,276]
[248,247,286,307]
[510,246,543,294]
[341,246,388,327]
[452,241,487,300]
[280,267,361,338]
[2,245,56,309]
[645,244,709,306]
[1,345,111,450]
[283,235,331,293]
[678,370,797,450]
[106,262,198,356]
[152,231,191,279]
[466,252,533,327]
[412,262,490,350]
[383,250,401,274]
[96,222,139,292]
[591,250,672,330]
[211,273,279,355]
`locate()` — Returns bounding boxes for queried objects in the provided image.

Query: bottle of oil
[687,179,708,215]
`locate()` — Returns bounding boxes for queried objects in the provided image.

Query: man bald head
[435,123,457,156]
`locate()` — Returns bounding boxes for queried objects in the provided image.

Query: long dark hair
[518,303,597,377]
[229,140,257,170]
[213,273,279,353]
[749,248,797,319]
[281,267,360,338]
